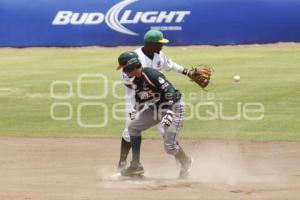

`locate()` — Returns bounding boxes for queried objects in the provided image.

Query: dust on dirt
[0,137,299,200]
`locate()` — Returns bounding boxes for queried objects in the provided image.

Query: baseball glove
[188,66,212,88]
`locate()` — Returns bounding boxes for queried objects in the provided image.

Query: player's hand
[129,108,137,120]
[161,110,174,127]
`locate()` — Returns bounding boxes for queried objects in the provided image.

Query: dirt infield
[0,137,299,200]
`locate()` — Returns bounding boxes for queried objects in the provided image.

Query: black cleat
[117,161,127,172]
[121,164,144,177]
[180,157,193,178]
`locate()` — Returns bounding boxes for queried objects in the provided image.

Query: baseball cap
[117,51,138,70]
[123,57,141,73]
[144,30,169,44]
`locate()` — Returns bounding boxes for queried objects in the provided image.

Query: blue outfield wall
[0,0,300,47]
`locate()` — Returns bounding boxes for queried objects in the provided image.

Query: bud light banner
[1,0,300,47]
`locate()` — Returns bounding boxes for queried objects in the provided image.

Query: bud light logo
[52,0,191,36]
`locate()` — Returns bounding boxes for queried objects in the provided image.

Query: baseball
[233,75,240,82]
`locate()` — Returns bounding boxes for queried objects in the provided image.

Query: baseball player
[118,54,192,178]
[117,30,194,171]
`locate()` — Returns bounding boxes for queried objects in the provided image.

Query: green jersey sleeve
[142,68,181,105]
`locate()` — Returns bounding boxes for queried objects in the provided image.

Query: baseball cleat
[180,157,193,178]
[117,160,127,172]
[121,164,144,176]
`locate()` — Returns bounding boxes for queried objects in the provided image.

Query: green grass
[0,45,299,141]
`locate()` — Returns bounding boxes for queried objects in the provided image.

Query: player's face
[124,68,142,78]
[125,70,134,78]
[153,43,163,53]
[147,42,163,53]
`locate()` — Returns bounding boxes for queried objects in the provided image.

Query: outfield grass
[0,45,299,141]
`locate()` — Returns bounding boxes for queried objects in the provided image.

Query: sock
[174,145,189,165]
[130,136,142,167]
[119,137,131,163]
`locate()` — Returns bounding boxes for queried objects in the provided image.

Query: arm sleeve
[144,69,181,109]
[160,52,185,73]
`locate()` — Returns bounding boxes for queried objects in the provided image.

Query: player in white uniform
[117,30,192,170]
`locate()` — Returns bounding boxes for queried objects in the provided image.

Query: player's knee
[164,143,178,155]
[122,135,131,143]
[128,126,141,137]
[122,128,131,142]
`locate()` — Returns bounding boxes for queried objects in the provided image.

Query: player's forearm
[134,102,144,112]
[170,62,185,73]
[123,83,133,89]
[171,62,190,76]
[120,72,134,89]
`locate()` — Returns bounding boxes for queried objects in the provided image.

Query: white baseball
[233,75,240,82]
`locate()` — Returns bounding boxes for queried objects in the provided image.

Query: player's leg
[162,101,193,178]
[117,89,135,170]
[174,145,193,178]
[121,107,160,176]
[154,123,165,136]
[117,128,131,171]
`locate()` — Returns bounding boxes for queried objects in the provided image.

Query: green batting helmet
[123,57,142,73]
[117,51,138,70]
